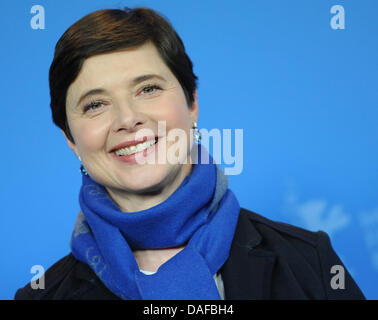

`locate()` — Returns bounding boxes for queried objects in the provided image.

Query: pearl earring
[192,121,201,143]
[80,164,88,176]
[78,156,88,175]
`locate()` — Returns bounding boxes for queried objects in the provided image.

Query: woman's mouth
[114,137,158,156]
[111,137,159,164]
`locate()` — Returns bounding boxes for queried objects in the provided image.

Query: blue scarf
[70,145,240,300]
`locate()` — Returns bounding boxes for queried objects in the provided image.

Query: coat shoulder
[14,253,77,300]
[239,207,319,247]
[237,207,366,299]
[14,253,120,300]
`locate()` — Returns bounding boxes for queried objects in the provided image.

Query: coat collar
[220,208,276,299]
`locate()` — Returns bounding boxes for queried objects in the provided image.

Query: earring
[78,156,88,175]
[80,164,88,176]
[192,121,201,144]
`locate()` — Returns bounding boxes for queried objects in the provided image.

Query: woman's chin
[122,179,166,194]
[116,165,175,194]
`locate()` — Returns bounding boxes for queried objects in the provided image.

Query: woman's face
[64,42,198,207]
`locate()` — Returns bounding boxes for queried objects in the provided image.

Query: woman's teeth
[114,138,157,156]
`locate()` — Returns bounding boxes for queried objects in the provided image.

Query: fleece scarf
[70,145,240,299]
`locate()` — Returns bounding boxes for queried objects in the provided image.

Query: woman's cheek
[75,120,109,152]
[163,104,191,128]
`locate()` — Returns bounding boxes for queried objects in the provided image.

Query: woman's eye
[83,101,104,113]
[139,84,161,96]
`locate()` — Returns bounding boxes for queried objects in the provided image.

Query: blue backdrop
[1,0,377,299]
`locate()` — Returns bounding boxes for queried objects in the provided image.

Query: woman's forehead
[79,43,168,80]
[66,43,174,106]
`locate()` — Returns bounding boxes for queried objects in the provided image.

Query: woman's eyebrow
[76,88,106,108]
[130,73,167,86]
[75,74,167,108]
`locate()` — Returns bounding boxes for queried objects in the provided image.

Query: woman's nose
[110,99,146,133]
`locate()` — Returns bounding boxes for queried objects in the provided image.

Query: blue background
[1,0,377,299]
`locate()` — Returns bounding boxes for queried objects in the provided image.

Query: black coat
[14,208,365,300]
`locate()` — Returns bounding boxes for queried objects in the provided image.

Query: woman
[15,7,365,300]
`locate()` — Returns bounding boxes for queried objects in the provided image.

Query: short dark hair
[49,7,198,143]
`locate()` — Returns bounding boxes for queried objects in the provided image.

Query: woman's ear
[60,129,79,159]
[190,90,199,124]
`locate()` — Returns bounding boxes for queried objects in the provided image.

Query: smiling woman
[14,7,365,300]
[64,43,197,211]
